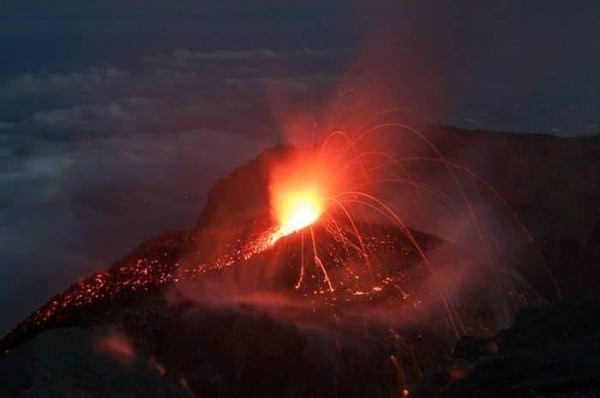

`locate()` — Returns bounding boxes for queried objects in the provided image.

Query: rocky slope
[439,300,600,397]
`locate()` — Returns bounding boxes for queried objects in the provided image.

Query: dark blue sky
[0,1,599,332]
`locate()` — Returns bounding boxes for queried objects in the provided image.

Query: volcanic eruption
[270,185,324,243]
[0,111,553,396]
[0,71,564,396]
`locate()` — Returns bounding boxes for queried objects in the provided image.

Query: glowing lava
[267,150,333,245]
[270,186,324,244]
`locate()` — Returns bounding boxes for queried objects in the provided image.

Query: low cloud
[172,48,279,62]
[2,68,130,98]
[0,126,267,332]
[145,47,334,65]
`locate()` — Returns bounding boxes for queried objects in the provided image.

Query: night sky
[0,1,599,332]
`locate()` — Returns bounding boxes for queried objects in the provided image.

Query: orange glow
[269,152,332,244]
[274,186,324,238]
[94,333,135,364]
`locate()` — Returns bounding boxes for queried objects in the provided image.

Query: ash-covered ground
[1,126,599,397]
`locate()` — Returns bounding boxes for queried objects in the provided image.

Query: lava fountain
[269,185,324,243]
[268,153,329,244]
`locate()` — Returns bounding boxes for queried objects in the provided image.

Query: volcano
[0,144,508,396]
[1,129,599,397]
[0,198,481,396]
